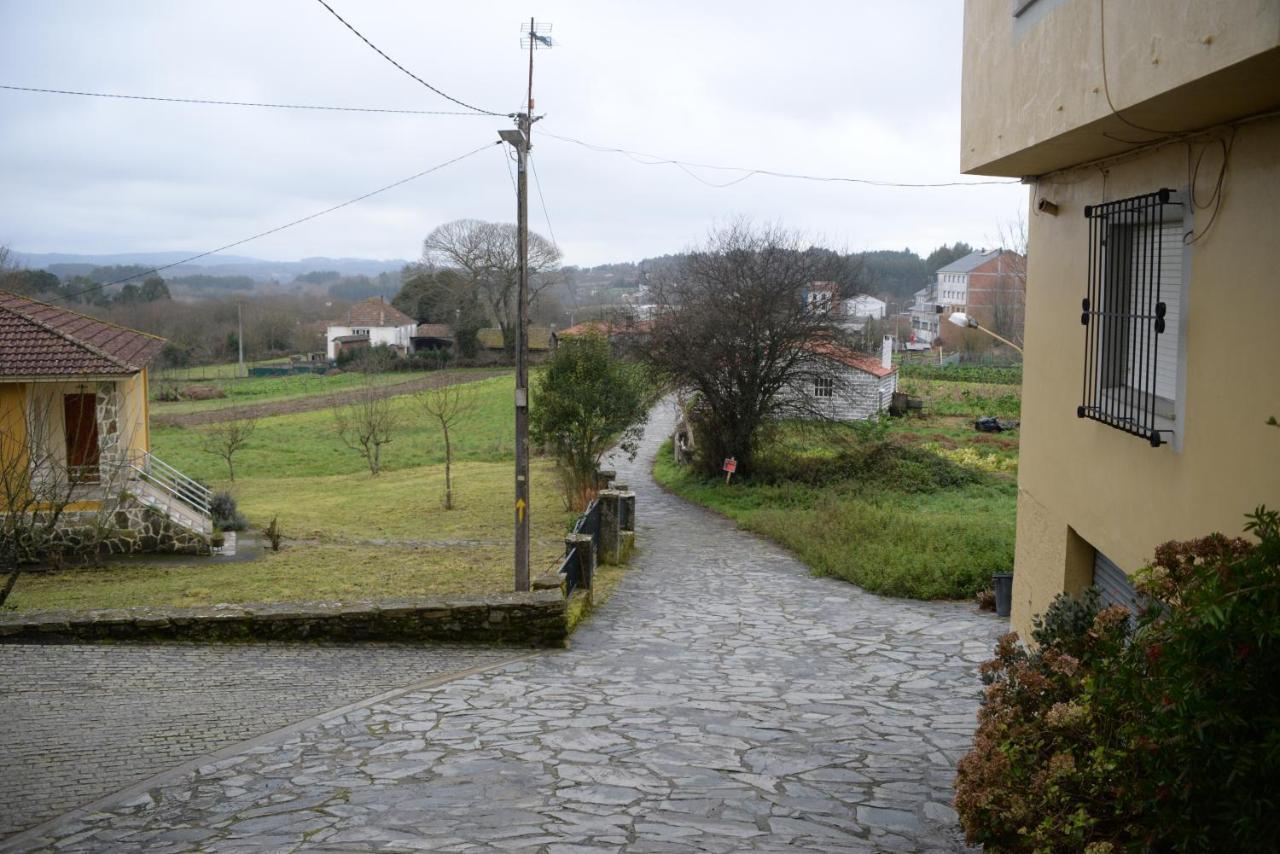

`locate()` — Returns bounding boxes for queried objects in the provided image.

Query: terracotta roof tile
[0,290,165,378]
[339,298,415,328]
[805,341,896,378]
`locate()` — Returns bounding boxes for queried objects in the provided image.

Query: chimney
[881,335,894,371]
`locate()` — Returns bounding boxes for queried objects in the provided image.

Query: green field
[9,372,590,613]
[652,377,1020,600]
[151,374,522,482]
[151,370,425,415]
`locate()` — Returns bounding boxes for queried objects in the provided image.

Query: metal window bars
[1078,189,1181,448]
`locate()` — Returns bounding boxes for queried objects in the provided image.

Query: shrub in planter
[955,506,1280,852]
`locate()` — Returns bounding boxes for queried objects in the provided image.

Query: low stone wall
[43,506,210,559]
[0,591,568,647]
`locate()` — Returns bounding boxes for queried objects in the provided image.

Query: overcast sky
[0,1,1027,267]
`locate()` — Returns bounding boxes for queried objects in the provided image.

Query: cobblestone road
[9,402,1004,852]
[0,644,518,840]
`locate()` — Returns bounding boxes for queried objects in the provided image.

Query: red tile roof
[414,323,454,339]
[558,319,652,338]
[340,298,415,328]
[805,341,895,378]
[0,290,165,378]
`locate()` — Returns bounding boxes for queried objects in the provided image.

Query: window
[352,328,370,336]
[1079,189,1185,447]
[813,376,834,398]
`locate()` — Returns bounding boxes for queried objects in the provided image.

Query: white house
[785,336,898,421]
[325,297,417,360]
[909,284,941,346]
[845,295,886,320]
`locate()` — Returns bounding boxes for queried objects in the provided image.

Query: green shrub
[209,491,248,532]
[955,507,1280,852]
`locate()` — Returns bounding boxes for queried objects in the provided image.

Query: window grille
[1078,189,1184,447]
[813,376,834,398]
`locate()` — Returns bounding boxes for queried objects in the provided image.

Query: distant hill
[12,251,410,282]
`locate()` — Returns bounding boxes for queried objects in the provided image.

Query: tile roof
[0,290,165,378]
[805,341,896,378]
[414,323,454,339]
[558,319,652,338]
[339,297,415,328]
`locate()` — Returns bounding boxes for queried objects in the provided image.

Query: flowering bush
[955,507,1280,852]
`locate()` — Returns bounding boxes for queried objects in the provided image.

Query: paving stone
[7,402,1002,852]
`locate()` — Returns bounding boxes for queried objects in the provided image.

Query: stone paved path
[9,403,1003,852]
[0,644,518,841]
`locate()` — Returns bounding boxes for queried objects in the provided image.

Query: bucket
[992,572,1014,618]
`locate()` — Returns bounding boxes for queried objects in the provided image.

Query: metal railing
[128,451,213,518]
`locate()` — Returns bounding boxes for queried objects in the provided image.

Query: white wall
[325,324,415,359]
[781,361,897,422]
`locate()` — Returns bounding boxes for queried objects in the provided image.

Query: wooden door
[63,393,100,482]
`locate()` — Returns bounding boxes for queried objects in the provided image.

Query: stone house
[0,291,211,558]
[961,0,1280,636]
[783,338,899,422]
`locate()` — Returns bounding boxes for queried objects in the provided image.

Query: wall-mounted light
[1037,198,1060,216]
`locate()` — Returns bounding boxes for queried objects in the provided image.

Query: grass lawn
[151,374,523,482]
[8,460,572,611]
[8,373,607,613]
[652,377,1020,600]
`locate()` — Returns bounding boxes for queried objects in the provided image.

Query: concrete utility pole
[237,302,245,377]
[501,18,552,592]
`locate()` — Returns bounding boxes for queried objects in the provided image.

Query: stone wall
[42,505,210,560]
[0,591,568,647]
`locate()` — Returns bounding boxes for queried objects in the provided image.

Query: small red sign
[722,457,737,473]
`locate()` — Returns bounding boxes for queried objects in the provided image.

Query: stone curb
[0,591,568,647]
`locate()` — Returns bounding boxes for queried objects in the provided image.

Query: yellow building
[961,0,1280,635]
[1,291,212,556]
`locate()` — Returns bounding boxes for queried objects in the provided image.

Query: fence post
[597,490,622,565]
[563,532,595,603]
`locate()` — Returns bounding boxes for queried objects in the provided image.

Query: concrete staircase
[127,452,213,536]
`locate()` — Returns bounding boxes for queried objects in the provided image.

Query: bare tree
[198,413,257,481]
[416,381,476,509]
[422,219,561,352]
[989,215,1028,347]
[0,388,132,605]
[331,378,399,475]
[645,221,863,476]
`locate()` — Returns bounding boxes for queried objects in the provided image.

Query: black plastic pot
[992,572,1014,618]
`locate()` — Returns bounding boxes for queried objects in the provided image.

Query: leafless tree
[645,221,864,476]
[198,413,257,481]
[0,389,132,605]
[422,219,561,353]
[989,215,1028,347]
[331,378,399,476]
[415,381,476,509]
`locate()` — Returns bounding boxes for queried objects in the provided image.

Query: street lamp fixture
[947,311,1024,354]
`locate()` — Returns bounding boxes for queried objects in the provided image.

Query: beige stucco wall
[1011,114,1280,637]
[962,0,1280,175]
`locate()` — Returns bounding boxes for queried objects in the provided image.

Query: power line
[541,130,1021,188]
[529,153,558,250]
[312,0,507,117]
[0,84,492,116]
[62,141,500,303]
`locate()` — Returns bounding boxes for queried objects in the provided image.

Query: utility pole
[502,18,552,592]
[237,302,245,378]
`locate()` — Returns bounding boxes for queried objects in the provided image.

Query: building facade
[325,297,417,360]
[962,0,1280,636]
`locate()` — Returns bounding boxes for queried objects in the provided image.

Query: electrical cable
[529,154,559,250]
[1098,0,1176,137]
[61,141,500,303]
[540,131,1020,188]
[0,84,491,116]
[311,0,507,117]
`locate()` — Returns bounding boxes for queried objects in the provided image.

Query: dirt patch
[154,369,507,428]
